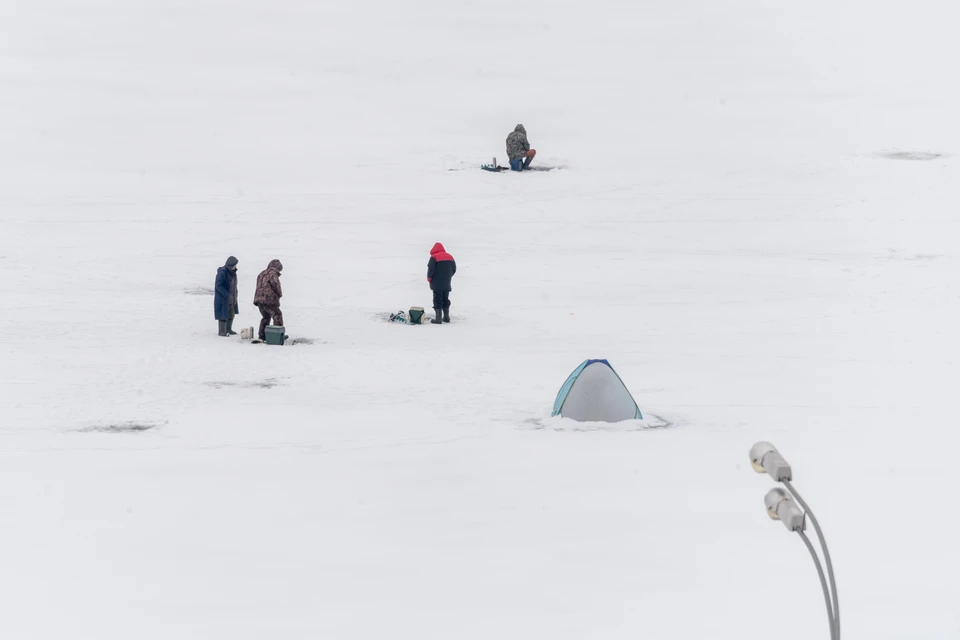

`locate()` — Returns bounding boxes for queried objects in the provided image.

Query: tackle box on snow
[265,325,286,345]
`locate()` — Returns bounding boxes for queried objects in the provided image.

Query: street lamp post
[749,442,840,640]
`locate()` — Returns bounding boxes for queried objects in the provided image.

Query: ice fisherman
[253,259,284,340]
[506,124,536,171]
[427,243,456,324]
[214,256,240,336]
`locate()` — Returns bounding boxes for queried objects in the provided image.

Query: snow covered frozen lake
[2,1,959,638]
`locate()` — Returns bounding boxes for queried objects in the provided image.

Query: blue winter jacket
[214,267,239,320]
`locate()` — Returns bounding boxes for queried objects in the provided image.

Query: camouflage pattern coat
[253,259,283,307]
[505,124,530,160]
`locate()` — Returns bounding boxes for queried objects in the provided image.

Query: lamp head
[749,441,793,482]
[764,487,806,532]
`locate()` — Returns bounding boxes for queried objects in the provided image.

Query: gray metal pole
[798,530,836,640]
[784,480,839,639]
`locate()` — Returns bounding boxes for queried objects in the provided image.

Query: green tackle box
[265,325,286,345]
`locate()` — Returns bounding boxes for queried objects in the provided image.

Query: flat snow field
[2,1,959,638]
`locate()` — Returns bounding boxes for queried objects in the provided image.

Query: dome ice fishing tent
[552,359,642,422]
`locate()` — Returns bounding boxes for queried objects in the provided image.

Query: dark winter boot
[442,308,450,323]
[218,321,228,337]
[226,318,237,335]
[431,309,443,324]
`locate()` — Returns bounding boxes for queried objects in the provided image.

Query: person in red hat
[427,243,456,324]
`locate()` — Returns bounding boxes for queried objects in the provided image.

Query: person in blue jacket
[214,256,239,336]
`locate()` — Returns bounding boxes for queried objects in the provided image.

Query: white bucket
[240,327,254,340]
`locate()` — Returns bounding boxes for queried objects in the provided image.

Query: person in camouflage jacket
[505,124,536,171]
[253,259,283,340]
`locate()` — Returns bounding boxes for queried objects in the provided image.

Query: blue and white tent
[552,359,642,422]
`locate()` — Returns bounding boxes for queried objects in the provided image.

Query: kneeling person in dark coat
[214,256,239,336]
[427,243,456,324]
